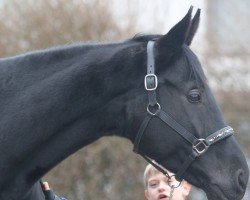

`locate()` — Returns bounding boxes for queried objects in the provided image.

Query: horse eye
[187,89,201,103]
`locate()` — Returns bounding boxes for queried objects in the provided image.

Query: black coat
[21,181,64,200]
[21,181,45,200]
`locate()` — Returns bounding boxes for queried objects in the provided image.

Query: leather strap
[156,109,198,145]
[142,155,171,179]
[133,114,152,153]
[147,41,155,75]
[205,126,234,146]
[175,126,234,180]
[145,41,158,106]
[175,151,198,181]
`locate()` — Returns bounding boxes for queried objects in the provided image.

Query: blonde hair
[143,164,191,200]
[143,164,162,188]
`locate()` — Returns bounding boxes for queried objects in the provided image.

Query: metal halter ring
[169,175,182,189]
[147,103,161,116]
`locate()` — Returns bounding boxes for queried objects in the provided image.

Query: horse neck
[0,42,145,199]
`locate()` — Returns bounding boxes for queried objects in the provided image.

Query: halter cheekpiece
[133,41,234,181]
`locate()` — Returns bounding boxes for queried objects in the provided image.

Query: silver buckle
[144,74,158,91]
[192,139,208,155]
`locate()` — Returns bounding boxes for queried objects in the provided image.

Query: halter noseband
[133,41,234,181]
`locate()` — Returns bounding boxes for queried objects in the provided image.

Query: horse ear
[185,9,201,46]
[156,6,193,54]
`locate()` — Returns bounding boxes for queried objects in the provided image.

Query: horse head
[126,7,249,200]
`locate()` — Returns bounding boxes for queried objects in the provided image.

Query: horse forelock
[182,45,207,87]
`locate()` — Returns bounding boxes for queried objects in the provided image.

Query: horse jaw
[204,184,246,200]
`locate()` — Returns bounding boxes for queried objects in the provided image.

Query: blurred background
[0,0,249,199]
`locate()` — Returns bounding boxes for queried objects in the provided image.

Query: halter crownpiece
[133,41,234,181]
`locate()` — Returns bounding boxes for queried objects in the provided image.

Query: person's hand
[42,181,68,200]
[42,182,55,200]
[43,182,50,191]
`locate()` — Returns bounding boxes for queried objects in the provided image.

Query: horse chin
[204,187,229,200]
[203,183,245,200]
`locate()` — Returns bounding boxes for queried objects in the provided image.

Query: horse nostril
[236,169,247,193]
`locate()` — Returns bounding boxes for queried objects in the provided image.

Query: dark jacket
[44,189,67,200]
[21,181,45,200]
[21,181,67,200]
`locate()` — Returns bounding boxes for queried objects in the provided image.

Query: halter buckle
[192,139,208,155]
[145,74,158,91]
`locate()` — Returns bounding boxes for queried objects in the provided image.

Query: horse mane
[129,34,161,42]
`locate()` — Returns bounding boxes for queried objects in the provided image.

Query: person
[143,164,192,200]
[41,181,68,200]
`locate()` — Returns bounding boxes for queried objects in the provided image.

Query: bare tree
[0,0,135,56]
[0,1,146,200]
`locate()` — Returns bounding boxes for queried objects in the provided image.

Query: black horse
[0,7,248,200]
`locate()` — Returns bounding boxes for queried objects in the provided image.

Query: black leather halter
[133,41,234,181]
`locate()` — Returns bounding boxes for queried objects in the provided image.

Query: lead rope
[169,186,175,200]
[169,176,181,200]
